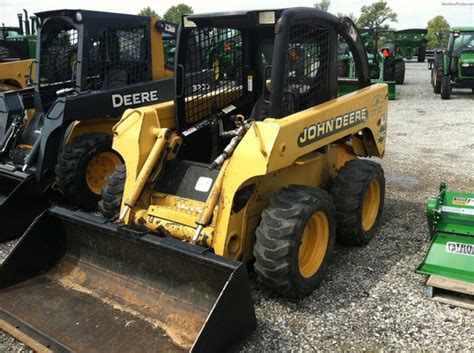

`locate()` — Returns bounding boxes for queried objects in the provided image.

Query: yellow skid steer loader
[0,8,388,352]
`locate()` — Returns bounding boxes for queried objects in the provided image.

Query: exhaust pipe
[23,10,30,35]
[29,16,36,34]
[0,206,256,352]
[17,13,23,35]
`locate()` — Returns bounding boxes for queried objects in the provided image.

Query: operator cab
[174,8,370,164]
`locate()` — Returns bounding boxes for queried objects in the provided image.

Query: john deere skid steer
[417,184,474,309]
[431,27,474,99]
[0,9,175,241]
[0,8,388,352]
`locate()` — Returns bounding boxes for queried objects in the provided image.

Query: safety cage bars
[86,25,150,91]
[281,23,330,116]
[39,27,79,95]
[38,23,150,95]
[182,27,244,128]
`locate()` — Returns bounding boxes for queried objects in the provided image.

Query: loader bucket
[0,170,49,241]
[416,232,474,283]
[0,206,256,352]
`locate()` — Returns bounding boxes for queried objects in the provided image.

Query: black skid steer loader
[0,8,388,352]
[0,10,175,241]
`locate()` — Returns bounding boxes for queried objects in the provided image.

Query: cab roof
[35,9,149,21]
[185,8,338,29]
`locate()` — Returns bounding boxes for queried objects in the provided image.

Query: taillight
[224,43,232,52]
[381,48,391,58]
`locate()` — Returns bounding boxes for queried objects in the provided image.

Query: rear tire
[441,76,451,99]
[253,185,336,298]
[394,60,405,84]
[98,164,126,219]
[331,159,385,246]
[55,133,122,210]
[338,62,348,77]
[417,47,426,62]
[383,63,394,81]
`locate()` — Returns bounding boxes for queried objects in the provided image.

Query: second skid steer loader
[0,8,388,352]
[0,10,176,241]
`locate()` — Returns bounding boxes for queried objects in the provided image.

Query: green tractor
[0,10,37,62]
[337,35,396,99]
[431,27,474,99]
[417,183,474,308]
[337,39,397,99]
[395,29,428,62]
[374,30,406,84]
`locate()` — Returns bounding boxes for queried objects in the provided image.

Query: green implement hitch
[417,183,474,307]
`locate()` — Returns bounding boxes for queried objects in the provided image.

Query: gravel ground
[1,62,473,351]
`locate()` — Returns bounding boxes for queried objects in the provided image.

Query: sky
[1,0,473,29]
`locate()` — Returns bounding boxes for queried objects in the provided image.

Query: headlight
[75,12,82,22]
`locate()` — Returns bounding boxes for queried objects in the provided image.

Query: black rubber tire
[432,65,442,94]
[331,159,385,246]
[440,75,451,99]
[337,62,348,77]
[98,164,126,219]
[394,60,405,84]
[55,132,121,210]
[417,47,426,62]
[383,63,394,81]
[253,185,336,298]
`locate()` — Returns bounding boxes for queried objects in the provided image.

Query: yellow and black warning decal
[298,108,368,147]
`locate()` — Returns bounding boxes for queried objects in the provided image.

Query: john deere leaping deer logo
[298,108,368,147]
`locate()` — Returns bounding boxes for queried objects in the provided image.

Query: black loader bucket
[0,169,49,241]
[0,206,256,352]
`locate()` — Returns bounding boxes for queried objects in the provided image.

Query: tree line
[314,0,450,49]
[138,3,193,24]
[141,1,450,49]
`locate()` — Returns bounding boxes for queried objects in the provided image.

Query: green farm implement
[396,29,428,62]
[417,183,474,309]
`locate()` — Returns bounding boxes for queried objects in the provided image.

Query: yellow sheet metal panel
[0,59,35,91]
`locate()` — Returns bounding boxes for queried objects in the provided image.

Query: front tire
[432,65,442,94]
[55,133,122,210]
[98,164,126,219]
[440,76,451,99]
[253,186,336,298]
[331,159,385,246]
